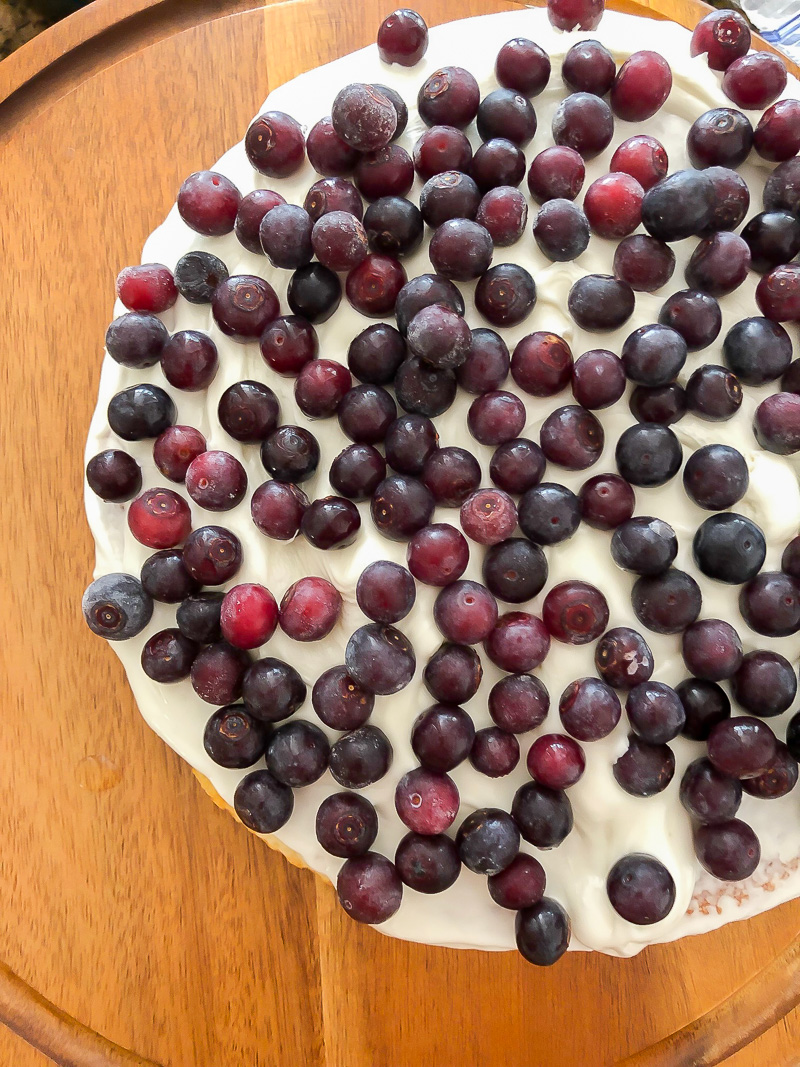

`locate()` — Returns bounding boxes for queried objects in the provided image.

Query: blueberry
[611,516,677,575]
[692,513,766,584]
[234,769,293,833]
[626,681,685,744]
[615,424,682,487]
[515,898,571,966]
[176,592,224,643]
[330,725,393,788]
[607,854,676,924]
[511,781,573,848]
[518,483,581,545]
[455,808,520,875]
[613,735,675,797]
[82,573,153,641]
[345,623,416,694]
[105,312,168,369]
[722,316,792,386]
[732,650,797,718]
[641,170,715,241]
[677,678,731,741]
[621,324,687,387]
[107,384,176,441]
[683,444,749,511]
[632,569,702,634]
[266,720,330,786]
[174,251,229,303]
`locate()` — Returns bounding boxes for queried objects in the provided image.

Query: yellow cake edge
[193,769,328,878]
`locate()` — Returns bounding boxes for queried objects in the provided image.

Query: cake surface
[84,6,800,958]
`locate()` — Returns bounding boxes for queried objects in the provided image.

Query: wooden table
[3,0,800,1063]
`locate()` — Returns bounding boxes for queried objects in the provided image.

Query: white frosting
[84,8,800,956]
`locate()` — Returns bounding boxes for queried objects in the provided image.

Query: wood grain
[2,0,800,1064]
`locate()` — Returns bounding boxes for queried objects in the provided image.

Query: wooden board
[2,0,800,1063]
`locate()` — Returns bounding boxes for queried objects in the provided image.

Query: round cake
[82,2,800,965]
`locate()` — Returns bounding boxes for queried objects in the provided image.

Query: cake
[82,1,800,965]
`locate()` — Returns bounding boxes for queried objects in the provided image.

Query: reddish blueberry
[295,359,352,419]
[191,643,250,705]
[128,488,191,549]
[377,8,428,65]
[251,481,308,541]
[496,37,551,96]
[489,854,546,910]
[345,623,416,694]
[220,583,279,649]
[578,474,635,530]
[278,577,341,642]
[245,111,305,177]
[691,9,751,71]
[336,853,402,924]
[527,145,585,203]
[723,52,787,111]
[411,703,475,772]
[395,768,460,834]
[611,135,668,191]
[470,728,520,778]
[346,254,407,316]
[489,674,549,734]
[312,667,374,731]
[407,523,469,586]
[559,677,621,741]
[571,349,626,410]
[489,438,545,495]
[185,450,247,512]
[182,526,242,585]
[212,275,279,342]
[177,171,240,235]
[552,92,614,159]
[484,611,550,673]
[527,734,585,789]
[595,628,654,690]
[583,173,643,239]
[234,188,286,253]
[116,264,177,313]
[611,51,672,121]
[460,489,518,546]
[434,580,499,645]
[260,315,318,377]
[539,405,603,471]
[546,0,604,31]
[543,581,608,645]
[422,447,481,507]
[418,66,480,129]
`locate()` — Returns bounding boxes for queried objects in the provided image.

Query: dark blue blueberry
[82,573,153,641]
[692,513,766,584]
[107,384,176,441]
[611,516,677,576]
[615,424,682,487]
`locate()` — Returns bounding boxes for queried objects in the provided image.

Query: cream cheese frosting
[84,7,800,956]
